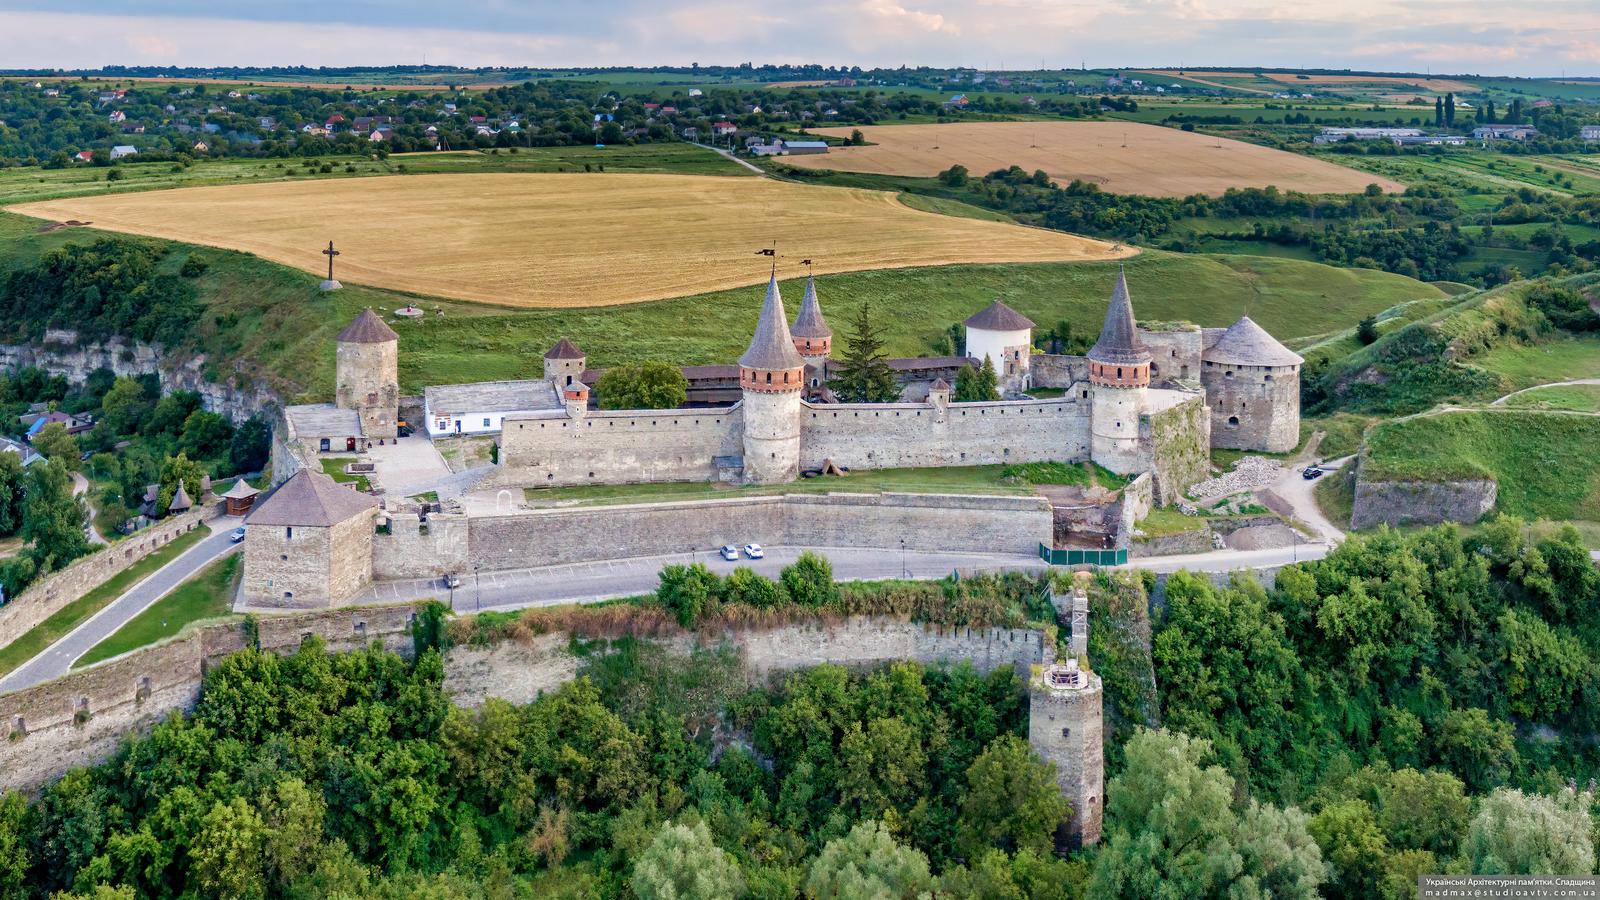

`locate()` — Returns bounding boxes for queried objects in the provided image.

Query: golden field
[8,173,1133,309]
[782,121,1405,197]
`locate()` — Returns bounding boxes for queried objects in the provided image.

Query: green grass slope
[1363,410,1600,522]
[1,202,1442,398]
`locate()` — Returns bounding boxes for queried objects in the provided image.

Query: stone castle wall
[0,505,218,650]
[0,604,419,794]
[798,397,1090,471]
[373,511,471,582]
[1140,327,1203,385]
[2,607,1056,796]
[1142,393,1213,505]
[1350,472,1498,530]
[1030,355,1088,390]
[495,407,743,488]
[0,332,276,423]
[447,491,1054,574]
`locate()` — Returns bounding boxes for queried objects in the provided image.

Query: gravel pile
[1188,456,1283,500]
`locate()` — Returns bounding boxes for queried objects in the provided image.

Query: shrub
[781,552,837,608]
[724,566,784,608]
[657,563,721,627]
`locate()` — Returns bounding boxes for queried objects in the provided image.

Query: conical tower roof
[1088,268,1150,366]
[335,308,398,344]
[1204,316,1304,367]
[739,272,806,370]
[168,481,192,511]
[544,337,585,360]
[964,300,1035,332]
[791,275,832,340]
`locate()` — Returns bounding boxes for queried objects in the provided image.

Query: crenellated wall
[495,407,742,488]
[0,505,219,650]
[799,397,1090,471]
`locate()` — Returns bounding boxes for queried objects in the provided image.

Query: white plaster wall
[743,389,802,484]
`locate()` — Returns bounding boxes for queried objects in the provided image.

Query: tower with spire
[739,271,807,484]
[790,274,833,392]
[1087,269,1151,474]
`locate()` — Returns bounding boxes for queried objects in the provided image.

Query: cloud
[859,0,959,35]
[0,2,1593,74]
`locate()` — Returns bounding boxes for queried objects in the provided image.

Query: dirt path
[71,472,108,547]
[1489,378,1600,407]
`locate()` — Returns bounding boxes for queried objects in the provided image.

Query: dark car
[1302,466,1325,481]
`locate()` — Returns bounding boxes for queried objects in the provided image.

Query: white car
[743,543,765,560]
[719,545,740,561]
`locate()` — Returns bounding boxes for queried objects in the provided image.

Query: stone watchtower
[544,337,587,390]
[790,275,833,393]
[740,272,807,485]
[1030,586,1107,851]
[1088,269,1151,474]
[1201,317,1303,453]
[334,309,399,440]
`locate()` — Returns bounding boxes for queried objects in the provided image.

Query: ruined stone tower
[1030,589,1107,845]
[1088,269,1150,474]
[740,272,806,484]
[790,275,833,393]
[1201,316,1303,453]
[334,309,399,440]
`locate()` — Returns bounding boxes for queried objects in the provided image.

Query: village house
[1473,124,1538,141]
[712,120,737,137]
[25,411,94,441]
[192,141,209,153]
[109,145,138,160]
[1582,125,1600,142]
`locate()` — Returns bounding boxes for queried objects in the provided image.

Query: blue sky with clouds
[0,0,1594,76]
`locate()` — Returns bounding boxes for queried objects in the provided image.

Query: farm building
[1473,125,1538,141]
[109,145,137,159]
[1582,126,1600,142]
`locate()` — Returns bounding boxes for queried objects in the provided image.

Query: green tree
[958,734,1070,859]
[830,303,898,403]
[0,792,28,899]
[806,820,933,899]
[30,421,80,467]
[781,551,838,608]
[259,778,327,894]
[1436,707,1517,793]
[1465,787,1595,875]
[228,417,272,474]
[180,410,233,460]
[724,566,785,608]
[22,459,88,571]
[158,452,207,516]
[1377,769,1470,857]
[657,563,720,627]
[0,452,25,537]
[1308,800,1389,900]
[954,356,1002,402]
[939,164,969,187]
[191,796,268,900]
[633,821,745,900]
[1356,316,1379,345]
[837,716,926,816]
[596,361,689,410]
[97,376,150,436]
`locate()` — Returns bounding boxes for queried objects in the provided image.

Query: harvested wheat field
[784,121,1403,197]
[8,173,1132,309]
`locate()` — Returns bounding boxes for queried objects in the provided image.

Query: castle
[254,269,1301,607]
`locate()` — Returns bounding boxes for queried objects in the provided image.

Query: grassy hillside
[1363,410,1600,522]
[0,205,1442,398]
[1307,274,1600,415]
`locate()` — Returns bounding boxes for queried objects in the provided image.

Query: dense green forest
[2,520,1596,898]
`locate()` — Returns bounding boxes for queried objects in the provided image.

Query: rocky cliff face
[0,330,278,422]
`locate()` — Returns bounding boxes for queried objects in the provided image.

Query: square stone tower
[334,309,400,440]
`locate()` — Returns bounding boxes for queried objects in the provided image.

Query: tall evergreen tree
[1434,97,1444,127]
[954,356,1002,402]
[1444,93,1455,127]
[830,302,898,402]
[1484,99,1497,125]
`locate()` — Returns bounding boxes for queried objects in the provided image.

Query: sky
[0,0,1595,77]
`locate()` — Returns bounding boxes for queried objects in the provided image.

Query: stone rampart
[799,397,1090,471]
[0,505,220,650]
[1030,355,1089,390]
[495,407,742,488]
[1142,393,1211,505]
[1351,477,1498,530]
[455,491,1054,572]
[2,603,1052,795]
[0,603,420,793]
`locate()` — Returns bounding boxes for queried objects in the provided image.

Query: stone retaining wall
[1350,451,1498,529]
[0,504,220,650]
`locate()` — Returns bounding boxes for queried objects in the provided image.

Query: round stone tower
[740,272,806,485]
[1028,657,1104,851]
[334,308,399,440]
[790,275,833,393]
[1201,316,1303,453]
[964,299,1036,394]
[1088,269,1150,474]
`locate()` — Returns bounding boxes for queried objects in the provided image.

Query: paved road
[0,517,243,694]
[330,541,1327,616]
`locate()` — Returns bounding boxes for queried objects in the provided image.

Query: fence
[1038,544,1127,567]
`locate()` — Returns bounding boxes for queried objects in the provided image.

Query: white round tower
[1088,269,1150,474]
[740,272,806,485]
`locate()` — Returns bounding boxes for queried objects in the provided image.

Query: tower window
[1227,416,1239,429]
